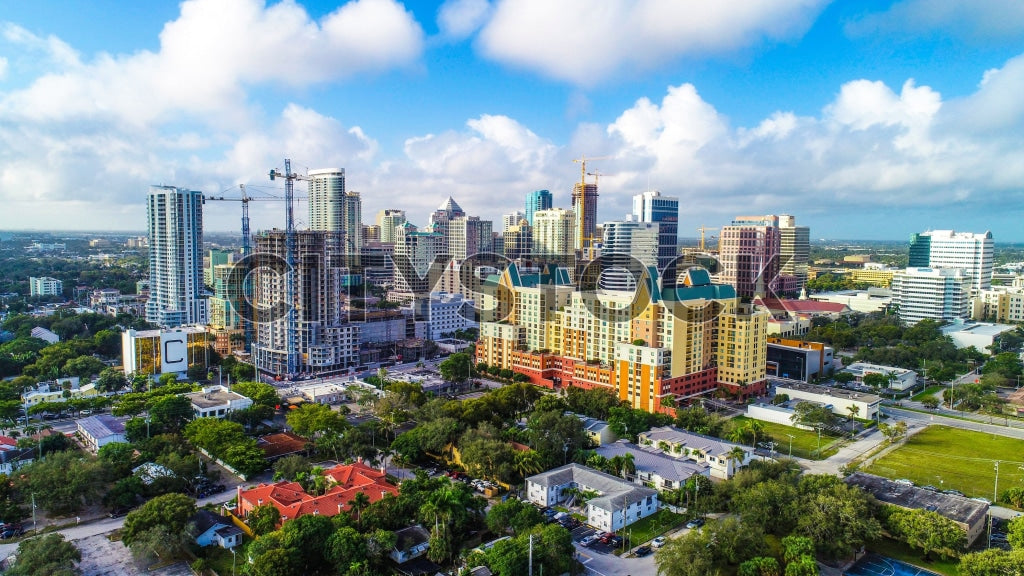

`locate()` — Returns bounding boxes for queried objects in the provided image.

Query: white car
[651,536,667,548]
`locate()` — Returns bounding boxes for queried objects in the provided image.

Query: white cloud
[476,0,828,85]
[847,0,1024,42]
[437,0,491,40]
[0,56,6,80]
[0,0,424,127]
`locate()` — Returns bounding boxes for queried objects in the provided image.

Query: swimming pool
[845,553,944,576]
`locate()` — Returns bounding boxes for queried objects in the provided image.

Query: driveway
[74,533,193,576]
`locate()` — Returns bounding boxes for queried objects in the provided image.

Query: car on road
[634,545,652,557]
[685,517,705,529]
[651,536,667,548]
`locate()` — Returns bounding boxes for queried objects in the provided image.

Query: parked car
[685,517,705,529]
[635,545,652,557]
[651,536,667,548]
[580,535,599,547]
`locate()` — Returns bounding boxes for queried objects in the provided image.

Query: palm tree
[846,405,860,435]
[726,446,747,474]
[513,450,543,482]
[618,452,636,480]
[348,491,371,526]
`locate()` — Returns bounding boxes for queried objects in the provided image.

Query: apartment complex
[377,209,407,244]
[477,265,769,412]
[532,208,576,257]
[526,464,659,532]
[251,230,359,377]
[600,220,659,291]
[307,169,362,255]
[29,276,63,297]
[891,267,970,325]
[392,223,445,298]
[146,185,206,327]
[503,219,532,260]
[502,210,526,231]
[972,285,1024,323]
[909,230,993,291]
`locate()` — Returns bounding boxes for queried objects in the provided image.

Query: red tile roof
[237,460,398,523]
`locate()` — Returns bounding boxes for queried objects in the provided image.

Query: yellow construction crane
[697,226,719,252]
[572,155,609,250]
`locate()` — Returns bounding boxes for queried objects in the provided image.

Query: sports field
[864,425,1024,500]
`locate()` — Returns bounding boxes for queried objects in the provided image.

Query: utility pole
[528,533,533,576]
[993,461,1000,503]
[785,434,794,458]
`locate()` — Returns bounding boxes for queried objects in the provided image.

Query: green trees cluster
[477,523,576,576]
[958,516,1024,575]
[884,508,963,560]
[184,417,267,477]
[6,533,81,576]
[122,493,197,563]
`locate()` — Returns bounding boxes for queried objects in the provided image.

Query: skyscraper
[393,222,445,297]
[377,209,407,244]
[718,215,781,299]
[778,215,810,290]
[448,216,493,259]
[571,182,598,251]
[503,211,526,231]
[504,219,532,260]
[525,189,552,226]
[146,185,206,327]
[343,191,362,254]
[891,267,970,325]
[532,208,576,258]
[632,190,679,278]
[308,169,345,231]
[600,220,659,291]
[908,230,993,291]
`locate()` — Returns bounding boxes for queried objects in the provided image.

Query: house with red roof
[235,460,398,526]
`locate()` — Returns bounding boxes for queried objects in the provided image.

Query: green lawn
[866,537,960,576]
[729,416,842,460]
[911,386,944,401]
[864,425,1024,501]
[624,508,685,547]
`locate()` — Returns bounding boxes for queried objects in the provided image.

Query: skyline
[2,1,1024,240]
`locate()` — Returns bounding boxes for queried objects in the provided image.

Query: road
[886,406,1024,440]
[0,488,239,561]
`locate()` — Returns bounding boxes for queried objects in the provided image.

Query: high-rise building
[908,230,993,291]
[718,215,781,299]
[363,224,381,245]
[525,190,553,226]
[477,265,769,412]
[205,249,234,287]
[891,267,970,325]
[448,216,493,260]
[308,169,346,231]
[600,221,659,291]
[342,191,362,255]
[146,185,206,327]
[504,219,533,260]
[428,197,466,241]
[632,191,679,273]
[571,182,599,251]
[532,208,576,258]
[393,222,445,298]
[29,276,63,297]
[503,211,526,232]
[251,230,359,376]
[377,209,407,244]
[778,215,810,290]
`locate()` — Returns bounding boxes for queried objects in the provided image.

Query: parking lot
[75,534,193,576]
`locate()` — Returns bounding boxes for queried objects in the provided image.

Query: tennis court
[845,553,943,576]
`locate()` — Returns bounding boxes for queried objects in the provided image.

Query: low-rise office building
[526,463,659,532]
[77,414,128,453]
[767,338,833,382]
[841,362,917,391]
[773,382,881,420]
[185,385,253,418]
[845,472,989,547]
[940,320,1016,351]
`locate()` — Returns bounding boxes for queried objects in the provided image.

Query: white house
[390,525,431,564]
[595,440,709,490]
[185,385,253,418]
[526,464,659,532]
[76,414,128,453]
[193,510,243,549]
[637,426,753,480]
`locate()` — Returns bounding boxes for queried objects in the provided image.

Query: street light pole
[994,461,1000,503]
[785,434,794,458]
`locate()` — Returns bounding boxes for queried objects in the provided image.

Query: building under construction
[251,230,359,377]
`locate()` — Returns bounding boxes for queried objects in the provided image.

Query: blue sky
[2,0,1024,241]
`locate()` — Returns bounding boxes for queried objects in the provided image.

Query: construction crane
[697,226,719,252]
[269,159,310,378]
[204,185,302,353]
[572,155,609,251]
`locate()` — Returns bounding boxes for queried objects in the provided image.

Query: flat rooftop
[845,472,988,529]
[941,322,1015,337]
[774,381,881,404]
[186,388,247,408]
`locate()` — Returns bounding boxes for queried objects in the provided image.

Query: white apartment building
[532,208,576,257]
[973,286,1024,323]
[416,291,476,339]
[638,426,752,480]
[392,223,445,297]
[842,362,918,391]
[909,230,993,292]
[600,220,659,291]
[377,209,407,244]
[29,276,63,297]
[146,185,206,327]
[891,267,970,325]
[526,464,659,532]
[502,211,525,231]
[308,169,362,254]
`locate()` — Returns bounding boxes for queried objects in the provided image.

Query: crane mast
[269,159,303,377]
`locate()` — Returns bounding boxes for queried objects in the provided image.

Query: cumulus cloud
[476,0,828,85]
[0,56,6,80]
[437,0,491,40]
[847,0,1024,42]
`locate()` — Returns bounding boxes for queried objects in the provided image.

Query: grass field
[729,416,842,460]
[864,425,1024,501]
[624,508,685,547]
[911,386,944,401]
